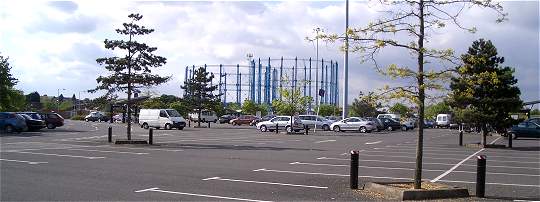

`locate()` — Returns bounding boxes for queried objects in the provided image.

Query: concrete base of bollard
[365,181,469,200]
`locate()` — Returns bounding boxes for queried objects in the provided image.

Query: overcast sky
[1,0,538,107]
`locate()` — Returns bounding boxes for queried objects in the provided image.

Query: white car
[189,110,218,123]
[330,117,376,133]
[256,116,304,133]
[139,109,186,130]
[298,115,333,131]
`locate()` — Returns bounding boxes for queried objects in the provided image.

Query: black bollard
[476,155,486,197]
[149,128,153,145]
[208,121,210,128]
[508,133,512,148]
[350,150,359,189]
[188,120,191,127]
[305,125,309,135]
[459,131,463,146]
[108,126,112,143]
[275,123,279,134]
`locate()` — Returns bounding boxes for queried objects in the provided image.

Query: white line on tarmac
[9,151,105,159]
[98,145,183,152]
[315,140,336,143]
[437,179,540,188]
[0,159,48,164]
[134,187,272,202]
[201,176,328,189]
[64,148,148,155]
[358,149,540,160]
[431,149,485,182]
[365,141,382,145]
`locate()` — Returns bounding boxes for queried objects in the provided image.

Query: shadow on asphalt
[148,143,325,151]
[484,196,540,201]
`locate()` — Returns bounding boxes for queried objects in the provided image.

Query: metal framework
[185,57,339,109]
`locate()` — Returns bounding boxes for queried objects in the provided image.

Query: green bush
[71,115,85,120]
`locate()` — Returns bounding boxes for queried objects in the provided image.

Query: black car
[85,111,110,122]
[508,121,540,139]
[18,114,46,131]
[379,117,402,131]
[219,115,236,124]
[40,112,64,129]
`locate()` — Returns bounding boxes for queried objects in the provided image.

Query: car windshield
[166,110,181,117]
[20,114,32,120]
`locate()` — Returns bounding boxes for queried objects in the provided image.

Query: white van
[188,110,218,123]
[138,109,186,130]
[436,114,451,128]
[377,113,401,121]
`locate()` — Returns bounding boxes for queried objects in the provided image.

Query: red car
[230,115,259,126]
[39,113,64,129]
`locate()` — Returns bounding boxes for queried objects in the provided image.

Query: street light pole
[342,0,349,119]
[315,27,320,111]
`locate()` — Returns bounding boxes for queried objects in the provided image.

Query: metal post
[149,128,153,145]
[325,64,328,104]
[108,126,112,143]
[224,73,227,104]
[219,64,223,104]
[304,125,309,135]
[275,123,279,134]
[350,150,359,189]
[303,61,307,97]
[188,119,191,127]
[476,155,486,197]
[342,0,349,119]
[208,121,210,128]
[309,58,312,110]
[459,131,463,146]
[279,57,283,100]
[294,57,298,90]
[258,58,262,104]
[508,133,512,148]
[321,58,324,105]
[237,64,241,104]
[335,62,339,106]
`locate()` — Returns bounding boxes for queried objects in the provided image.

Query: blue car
[0,112,28,133]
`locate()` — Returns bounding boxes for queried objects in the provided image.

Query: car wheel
[359,126,367,133]
[47,123,56,129]
[165,124,172,130]
[402,126,408,131]
[178,127,184,130]
[387,126,393,131]
[85,119,89,122]
[142,123,149,129]
[260,125,267,132]
[5,125,14,133]
[323,125,330,131]
[98,118,101,122]
[286,126,293,133]
[512,133,518,139]
[333,125,341,132]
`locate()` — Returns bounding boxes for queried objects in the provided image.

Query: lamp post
[342,0,349,119]
[57,88,66,112]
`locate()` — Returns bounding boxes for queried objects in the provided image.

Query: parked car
[401,119,416,131]
[379,117,402,131]
[377,114,401,121]
[85,111,110,122]
[0,112,27,133]
[299,115,333,131]
[256,116,304,133]
[365,117,384,132]
[424,120,435,128]
[251,115,276,126]
[436,114,452,128]
[189,110,218,123]
[219,115,236,124]
[330,117,376,133]
[325,116,340,123]
[507,121,540,139]
[18,114,46,131]
[527,118,540,125]
[230,115,259,126]
[139,109,186,130]
[39,112,64,129]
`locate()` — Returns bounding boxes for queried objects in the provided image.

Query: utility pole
[342,0,349,119]
[315,27,321,111]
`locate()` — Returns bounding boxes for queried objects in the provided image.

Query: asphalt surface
[1,120,539,201]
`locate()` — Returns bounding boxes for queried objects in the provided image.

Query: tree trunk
[126,28,133,140]
[481,124,487,146]
[414,0,425,190]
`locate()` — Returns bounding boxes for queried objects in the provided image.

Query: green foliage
[26,92,41,103]
[425,102,451,120]
[531,109,540,116]
[71,115,85,120]
[169,100,191,117]
[181,67,220,126]
[349,91,380,117]
[389,103,412,118]
[242,100,259,115]
[140,98,166,109]
[318,104,340,117]
[0,54,26,111]
[272,83,312,116]
[449,39,522,134]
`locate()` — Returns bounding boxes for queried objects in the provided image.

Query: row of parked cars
[0,112,64,133]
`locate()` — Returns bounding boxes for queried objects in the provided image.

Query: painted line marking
[64,148,148,155]
[9,151,105,159]
[438,179,540,188]
[316,157,539,169]
[134,187,272,202]
[202,176,327,189]
[315,140,336,143]
[357,149,540,159]
[99,145,183,152]
[365,141,382,145]
[0,159,48,164]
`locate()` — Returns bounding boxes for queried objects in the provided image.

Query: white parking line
[64,148,148,155]
[99,145,183,152]
[0,159,48,164]
[365,141,382,145]
[9,151,105,159]
[437,179,540,188]
[202,176,328,189]
[315,140,336,143]
[134,187,272,202]
[359,150,540,160]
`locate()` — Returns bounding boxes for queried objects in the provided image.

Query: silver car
[256,116,304,133]
[298,115,333,131]
[330,117,376,133]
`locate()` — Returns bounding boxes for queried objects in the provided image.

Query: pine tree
[91,13,170,140]
[449,39,522,145]
[181,67,219,127]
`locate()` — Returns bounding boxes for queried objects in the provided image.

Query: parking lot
[1,120,539,201]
